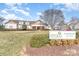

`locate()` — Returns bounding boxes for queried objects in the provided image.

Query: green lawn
[0,31,48,56]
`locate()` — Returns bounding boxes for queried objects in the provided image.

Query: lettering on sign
[49,31,76,39]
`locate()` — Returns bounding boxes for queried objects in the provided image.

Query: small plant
[55,40,62,46]
[49,40,56,46]
[76,32,79,39]
[74,39,79,45]
[22,22,27,30]
[0,25,5,30]
[61,40,68,46]
[67,40,74,46]
[30,33,49,48]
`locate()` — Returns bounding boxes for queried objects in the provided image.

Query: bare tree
[40,9,65,30]
[0,17,5,25]
[0,17,5,30]
[69,17,79,30]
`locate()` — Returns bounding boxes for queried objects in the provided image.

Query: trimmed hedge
[30,33,49,48]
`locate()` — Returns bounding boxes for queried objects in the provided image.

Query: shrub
[30,33,49,48]
[74,39,79,45]
[49,39,79,46]
[61,40,68,46]
[76,32,79,39]
[0,25,5,30]
[22,22,27,30]
[49,40,62,46]
[49,40,56,46]
[67,40,74,46]
[55,40,62,46]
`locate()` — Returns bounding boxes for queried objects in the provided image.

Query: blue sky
[0,3,79,22]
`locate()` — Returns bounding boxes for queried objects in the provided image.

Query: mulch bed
[21,45,79,56]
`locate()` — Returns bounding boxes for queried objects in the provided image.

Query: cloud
[5,3,17,7]
[64,3,79,11]
[49,3,79,12]
[0,8,26,20]
[53,3,61,6]
[5,3,23,7]
[2,13,25,23]
[53,3,79,13]
[49,3,63,9]
[15,9,30,16]
[4,14,24,20]
[1,9,8,14]
[37,12,42,16]
[36,12,42,20]
[26,7,30,11]
[6,3,30,16]
[0,3,31,20]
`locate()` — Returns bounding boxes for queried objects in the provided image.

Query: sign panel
[49,31,76,39]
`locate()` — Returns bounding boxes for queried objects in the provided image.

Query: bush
[49,40,63,46]
[55,40,62,46]
[30,33,49,48]
[22,22,27,30]
[74,39,79,45]
[0,25,5,30]
[76,32,79,39]
[49,39,77,46]
[49,40,56,46]
[61,40,68,46]
[67,40,74,46]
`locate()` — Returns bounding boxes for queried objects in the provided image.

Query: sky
[0,3,79,23]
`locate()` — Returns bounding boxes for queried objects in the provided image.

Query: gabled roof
[5,20,18,24]
[5,20,31,24]
[68,18,79,25]
[31,20,48,26]
[5,19,48,26]
[27,21,36,25]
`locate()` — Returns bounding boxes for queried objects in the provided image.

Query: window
[25,22,29,25]
[19,22,23,24]
[9,26,13,28]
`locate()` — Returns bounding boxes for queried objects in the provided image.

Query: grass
[0,31,48,56]
[0,31,79,55]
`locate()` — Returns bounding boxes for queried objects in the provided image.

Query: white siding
[32,25,44,26]
[5,23,17,29]
[27,26,32,29]
[18,25,22,29]
[25,22,29,25]
[75,23,79,30]
[19,22,23,24]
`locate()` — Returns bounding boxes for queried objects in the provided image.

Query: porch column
[36,26,37,30]
[40,26,42,30]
